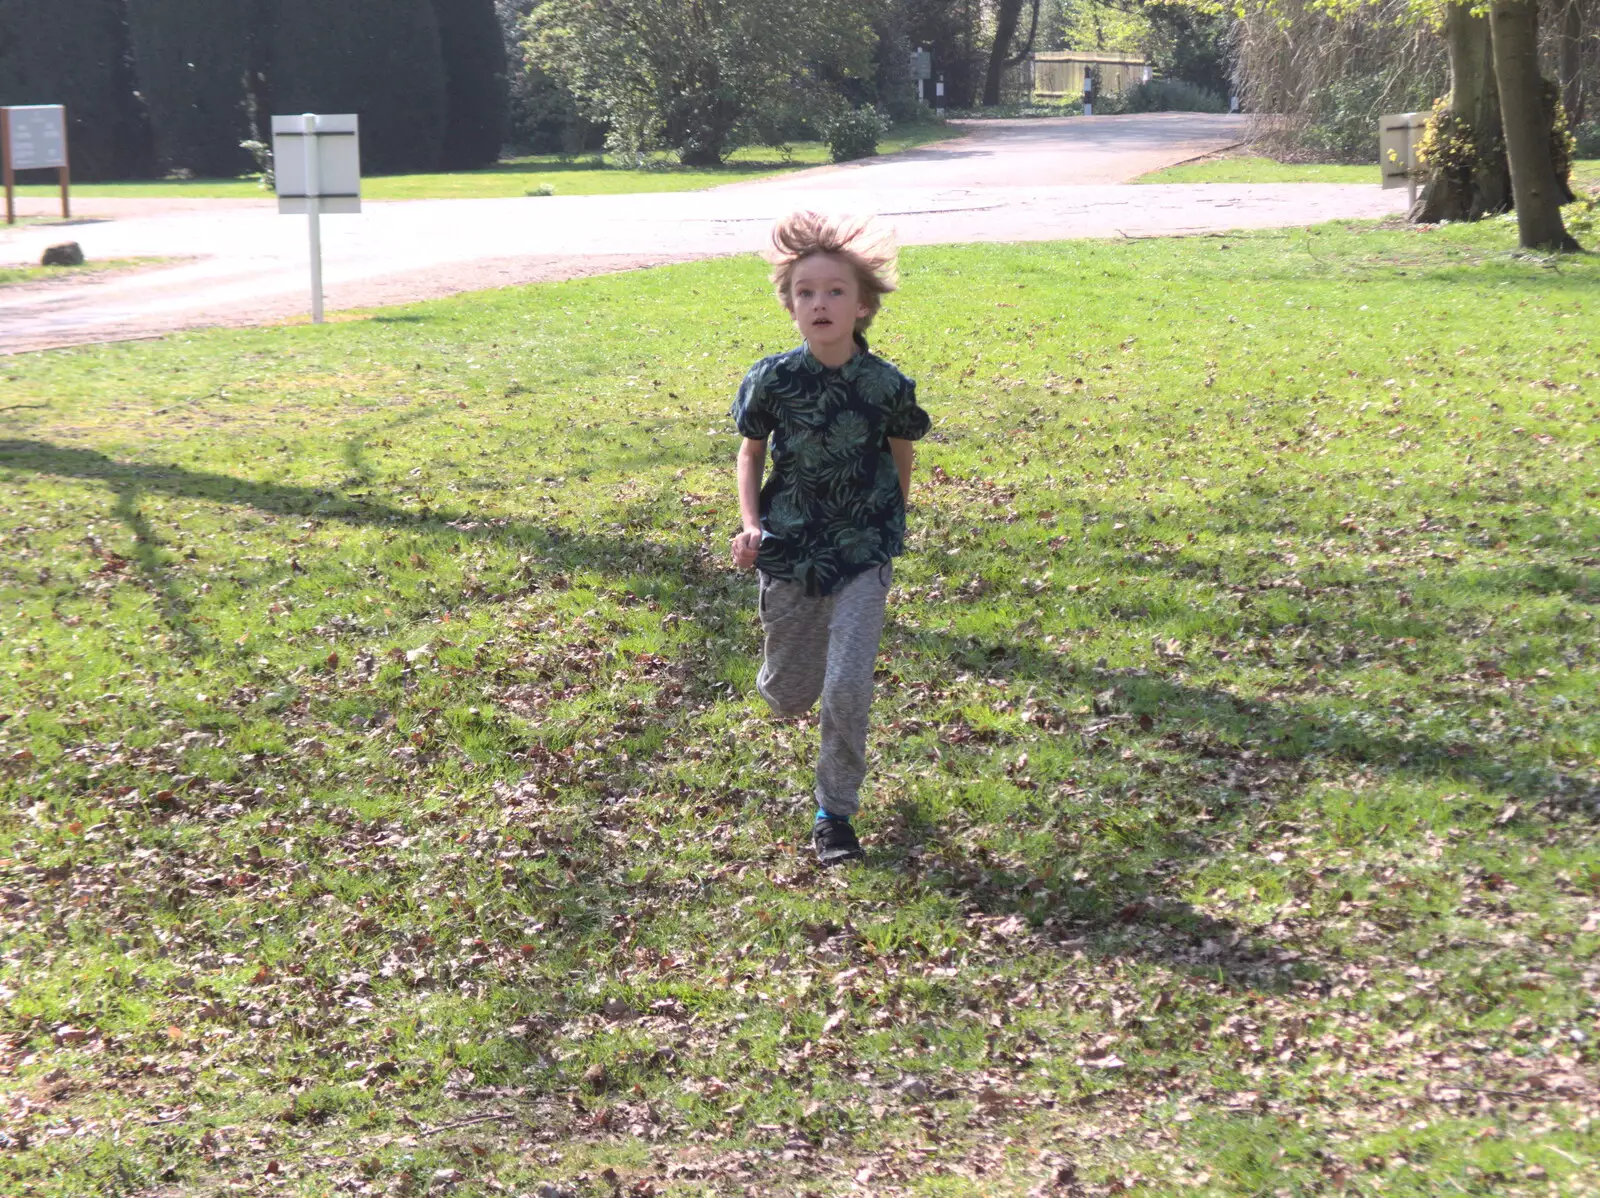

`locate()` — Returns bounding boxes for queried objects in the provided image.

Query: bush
[1100,78,1227,115]
[266,0,449,175]
[1294,75,1444,165]
[0,0,155,180]
[948,99,1082,119]
[126,0,255,178]
[823,105,889,162]
[1574,120,1600,159]
[433,0,509,169]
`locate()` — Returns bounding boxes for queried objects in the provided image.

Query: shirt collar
[801,331,871,376]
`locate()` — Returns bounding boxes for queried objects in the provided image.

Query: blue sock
[816,807,847,822]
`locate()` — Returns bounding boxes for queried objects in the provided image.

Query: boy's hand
[730,529,761,569]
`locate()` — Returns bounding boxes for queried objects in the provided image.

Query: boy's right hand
[730,529,761,569]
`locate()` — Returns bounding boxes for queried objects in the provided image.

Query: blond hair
[767,211,898,332]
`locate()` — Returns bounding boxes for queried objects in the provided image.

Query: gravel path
[0,114,1402,354]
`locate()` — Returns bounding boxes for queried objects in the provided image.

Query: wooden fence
[1013,51,1152,101]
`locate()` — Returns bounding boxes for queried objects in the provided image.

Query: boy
[728,211,931,866]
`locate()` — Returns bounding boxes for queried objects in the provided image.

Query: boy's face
[788,253,869,357]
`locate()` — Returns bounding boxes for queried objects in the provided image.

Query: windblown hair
[767,211,898,332]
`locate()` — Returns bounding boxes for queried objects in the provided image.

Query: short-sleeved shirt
[731,335,931,596]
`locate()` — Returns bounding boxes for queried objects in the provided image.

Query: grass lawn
[1,220,1597,1197]
[5,127,955,203]
[0,258,171,287]
[1136,156,1383,185]
[1138,154,1600,189]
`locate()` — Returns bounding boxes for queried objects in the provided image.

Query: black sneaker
[812,817,864,867]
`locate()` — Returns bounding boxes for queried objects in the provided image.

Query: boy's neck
[806,334,861,369]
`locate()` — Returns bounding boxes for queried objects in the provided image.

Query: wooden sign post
[2,105,71,225]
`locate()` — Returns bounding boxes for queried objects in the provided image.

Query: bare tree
[1556,0,1586,123]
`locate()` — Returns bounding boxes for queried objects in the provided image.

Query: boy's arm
[889,437,915,505]
[731,437,766,568]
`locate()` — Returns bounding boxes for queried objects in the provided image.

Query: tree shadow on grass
[0,437,729,657]
[850,611,1596,988]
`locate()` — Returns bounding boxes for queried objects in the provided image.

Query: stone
[41,242,84,267]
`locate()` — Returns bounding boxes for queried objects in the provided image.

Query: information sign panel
[271,113,361,215]
[2,105,71,224]
[909,49,932,82]
[5,106,67,171]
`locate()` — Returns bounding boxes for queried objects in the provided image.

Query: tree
[1142,0,1231,98]
[0,0,153,180]
[1556,0,1586,126]
[433,0,509,169]
[1489,0,1580,249]
[899,0,985,108]
[529,0,877,165]
[981,0,1042,106]
[1414,3,1510,221]
[125,0,254,178]
[262,0,448,175]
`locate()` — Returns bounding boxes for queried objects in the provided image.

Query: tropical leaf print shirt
[731,337,931,596]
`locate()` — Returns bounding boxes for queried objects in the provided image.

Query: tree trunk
[981,0,1025,106]
[1414,3,1510,222]
[1490,0,1580,251]
[1558,0,1584,126]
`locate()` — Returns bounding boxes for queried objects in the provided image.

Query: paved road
[0,114,1402,353]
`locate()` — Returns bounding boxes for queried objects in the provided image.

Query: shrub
[1573,119,1600,159]
[0,0,155,180]
[948,99,1081,119]
[1100,78,1226,115]
[239,138,273,189]
[266,0,449,175]
[1294,74,1440,165]
[433,0,508,169]
[823,105,889,162]
[126,0,255,178]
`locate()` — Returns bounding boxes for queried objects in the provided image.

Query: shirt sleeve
[885,374,931,441]
[730,362,776,440]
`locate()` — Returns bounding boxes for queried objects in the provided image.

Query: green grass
[7,127,955,203]
[1139,154,1600,188]
[1136,155,1381,184]
[1,219,1597,1197]
[0,257,170,287]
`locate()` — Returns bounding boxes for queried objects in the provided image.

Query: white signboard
[1379,111,1427,191]
[270,114,362,324]
[4,105,68,171]
[271,113,361,215]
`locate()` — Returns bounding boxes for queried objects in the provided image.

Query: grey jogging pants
[755,562,892,819]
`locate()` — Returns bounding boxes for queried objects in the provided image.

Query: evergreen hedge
[263,0,447,175]
[433,0,507,170]
[0,0,154,180]
[126,0,254,178]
